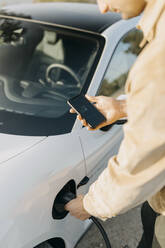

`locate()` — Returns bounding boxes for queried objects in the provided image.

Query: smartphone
[67,94,106,129]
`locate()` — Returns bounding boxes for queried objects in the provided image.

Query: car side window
[97,29,143,98]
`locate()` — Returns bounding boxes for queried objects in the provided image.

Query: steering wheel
[46,63,81,91]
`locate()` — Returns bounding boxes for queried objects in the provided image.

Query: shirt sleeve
[83,39,165,220]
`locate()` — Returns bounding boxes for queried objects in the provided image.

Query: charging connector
[60,192,112,248]
[52,180,76,219]
[52,185,112,248]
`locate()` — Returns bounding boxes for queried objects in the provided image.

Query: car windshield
[0,17,104,136]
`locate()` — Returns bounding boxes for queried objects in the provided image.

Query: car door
[0,19,88,247]
[74,17,144,189]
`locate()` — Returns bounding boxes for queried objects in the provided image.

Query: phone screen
[68,94,106,129]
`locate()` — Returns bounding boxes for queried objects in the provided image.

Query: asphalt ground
[76,205,143,248]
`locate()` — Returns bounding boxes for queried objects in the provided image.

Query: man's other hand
[65,195,91,220]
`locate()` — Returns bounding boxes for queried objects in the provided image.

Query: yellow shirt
[83,0,165,220]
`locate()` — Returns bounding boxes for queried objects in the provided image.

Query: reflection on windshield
[0,18,98,118]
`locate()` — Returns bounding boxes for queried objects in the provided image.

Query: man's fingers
[70,110,83,122]
[81,119,87,126]
[77,115,83,121]
[87,125,100,131]
[77,115,91,128]
[65,203,69,211]
[87,121,107,131]
[85,95,98,103]
[87,126,96,131]
[70,108,76,113]
[77,115,88,126]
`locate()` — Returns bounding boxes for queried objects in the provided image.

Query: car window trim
[0,14,101,36]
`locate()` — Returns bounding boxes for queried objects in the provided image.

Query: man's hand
[70,95,127,130]
[65,195,91,220]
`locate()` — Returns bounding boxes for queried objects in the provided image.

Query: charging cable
[90,216,112,248]
[59,192,112,248]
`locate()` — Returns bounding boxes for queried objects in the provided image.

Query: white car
[0,2,143,248]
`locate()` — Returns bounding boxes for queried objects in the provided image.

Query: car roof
[2,2,121,34]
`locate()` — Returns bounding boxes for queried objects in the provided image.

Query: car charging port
[52,180,76,220]
[52,180,112,248]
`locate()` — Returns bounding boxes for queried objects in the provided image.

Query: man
[65,0,165,247]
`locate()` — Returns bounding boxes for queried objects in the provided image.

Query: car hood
[0,134,46,164]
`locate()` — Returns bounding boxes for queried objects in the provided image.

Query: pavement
[76,205,143,248]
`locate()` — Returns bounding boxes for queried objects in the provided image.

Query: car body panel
[78,126,123,183]
[0,132,86,248]
[0,134,46,164]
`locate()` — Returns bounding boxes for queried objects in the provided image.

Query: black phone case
[67,95,106,129]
